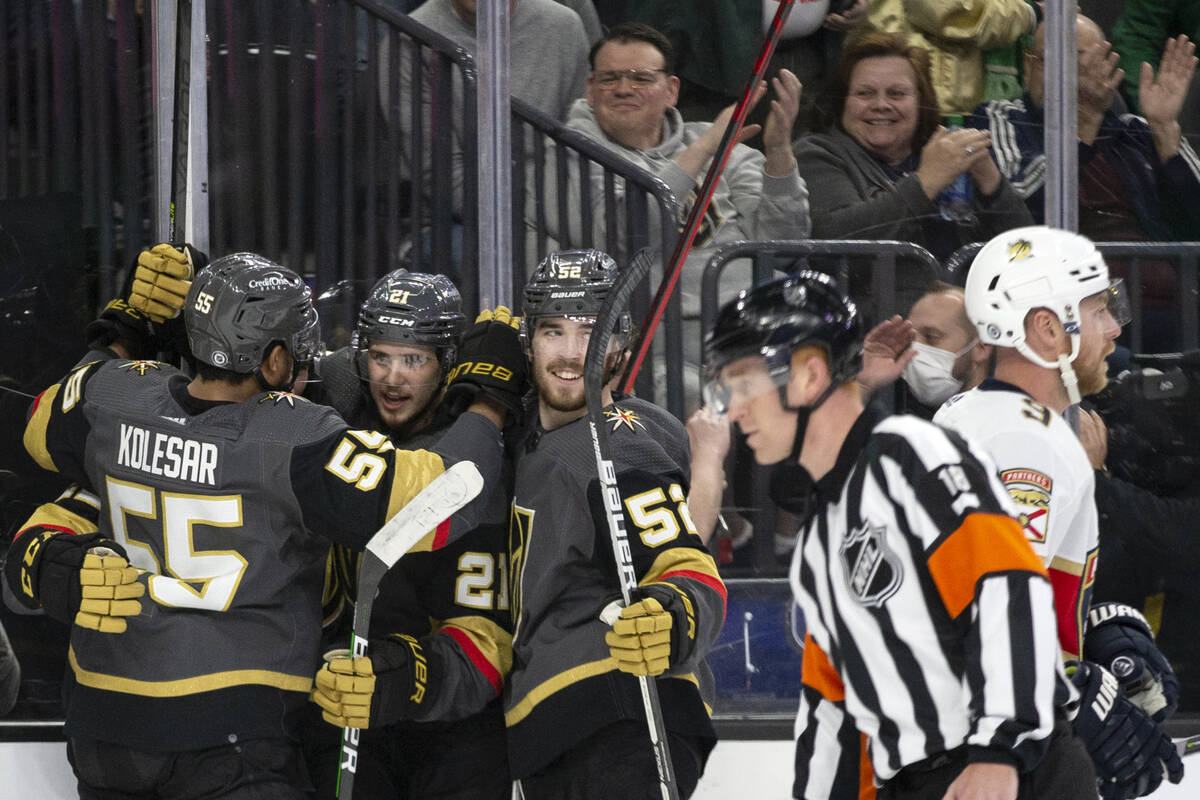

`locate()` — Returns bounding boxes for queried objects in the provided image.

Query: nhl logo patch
[1002,469,1051,543]
[839,521,902,607]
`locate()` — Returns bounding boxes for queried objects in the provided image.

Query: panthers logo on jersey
[1001,468,1052,543]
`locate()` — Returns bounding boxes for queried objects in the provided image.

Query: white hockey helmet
[964,225,1126,401]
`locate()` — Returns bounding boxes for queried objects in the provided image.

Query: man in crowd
[704,270,1092,799]
[5,253,516,797]
[505,249,726,798]
[970,16,1200,351]
[566,22,810,408]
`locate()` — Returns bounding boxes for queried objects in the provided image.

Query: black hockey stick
[334,460,485,799]
[168,0,193,242]
[583,249,680,800]
[620,0,796,394]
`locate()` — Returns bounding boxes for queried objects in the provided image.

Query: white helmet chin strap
[1014,335,1083,405]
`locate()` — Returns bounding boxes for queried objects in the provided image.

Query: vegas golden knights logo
[678,189,724,248]
[1007,238,1033,261]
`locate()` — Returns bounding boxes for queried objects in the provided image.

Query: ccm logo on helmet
[377,314,415,327]
[446,361,514,383]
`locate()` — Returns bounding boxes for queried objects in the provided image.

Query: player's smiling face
[365,341,442,432]
[529,316,621,430]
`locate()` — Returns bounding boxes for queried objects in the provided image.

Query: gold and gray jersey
[504,396,726,778]
[792,412,1070,796]
[23,358,504,750]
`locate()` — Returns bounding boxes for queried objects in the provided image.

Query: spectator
[970,16,1200,352]
[1112,0,1200,117]
[557,0,603,46]
[858,281,993,415]
[567,21,810,408]
[868,0,1040,115]
[388,0,592,273]
[795,31,1033,260]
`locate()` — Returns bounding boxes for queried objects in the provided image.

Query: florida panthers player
[935,226,1183,800]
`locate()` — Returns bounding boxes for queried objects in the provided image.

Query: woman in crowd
[795,31,1031,260]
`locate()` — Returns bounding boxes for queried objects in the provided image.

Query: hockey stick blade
[1176,733,1200,758]
[335,459,484,799]
[583,249,679,800]
[621,0,796,394]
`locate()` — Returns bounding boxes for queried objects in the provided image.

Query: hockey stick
[334,460,485,799]
[583,250,680,800]
[620,0,796,395]
[168,0,193,242]
[1176,733,1200,758]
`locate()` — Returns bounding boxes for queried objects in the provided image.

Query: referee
[703,272,1095,800]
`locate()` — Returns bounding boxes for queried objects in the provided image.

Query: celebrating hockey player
[504,249,725,799]
[935,225,1183,799]
[6,254,515,798]
[306,269,520,798]
[704,271,1096,800]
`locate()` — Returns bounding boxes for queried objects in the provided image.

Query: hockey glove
[602,583,697,677]
[443,307,528,418]
[1069,661,1184,800]
[1085,602,1180,722]
[4,530,144,633]
[312,634,430,729]
[129,243,197,322]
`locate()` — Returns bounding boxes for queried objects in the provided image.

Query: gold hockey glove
[130,243,195,322]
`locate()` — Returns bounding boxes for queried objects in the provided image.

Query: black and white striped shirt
[791,411,1070,797]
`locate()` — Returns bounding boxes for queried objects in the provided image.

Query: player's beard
[533,357,586,415]
[1076,339,1116,397]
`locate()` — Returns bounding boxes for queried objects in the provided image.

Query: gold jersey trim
[504,657,700,727]
[69,646,313,696]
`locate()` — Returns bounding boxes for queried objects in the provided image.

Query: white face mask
[901,340,976,407]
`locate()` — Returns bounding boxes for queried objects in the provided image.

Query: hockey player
[5,253,517,798]
[306,269,518,798]
[505,249,726,799]
[934,225,1184,799]
[704,271,1095,799]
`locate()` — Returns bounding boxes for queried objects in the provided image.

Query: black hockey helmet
[354,269,466,374]
[520,249,625,343]
[185,253,320,374]
[703,271,861,413]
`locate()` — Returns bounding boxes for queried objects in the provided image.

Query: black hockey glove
[312,634,433,729]
[603,583,697,677]
[5,529,144,633]
[443,307,528,419]
[1069,661,1184,800]
[1085,602,1180,722]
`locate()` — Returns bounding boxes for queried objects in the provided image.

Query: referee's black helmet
[703,271,862,409]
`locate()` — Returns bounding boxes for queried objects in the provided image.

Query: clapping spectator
[795,32,1033,260]
[970,16,1200,352]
